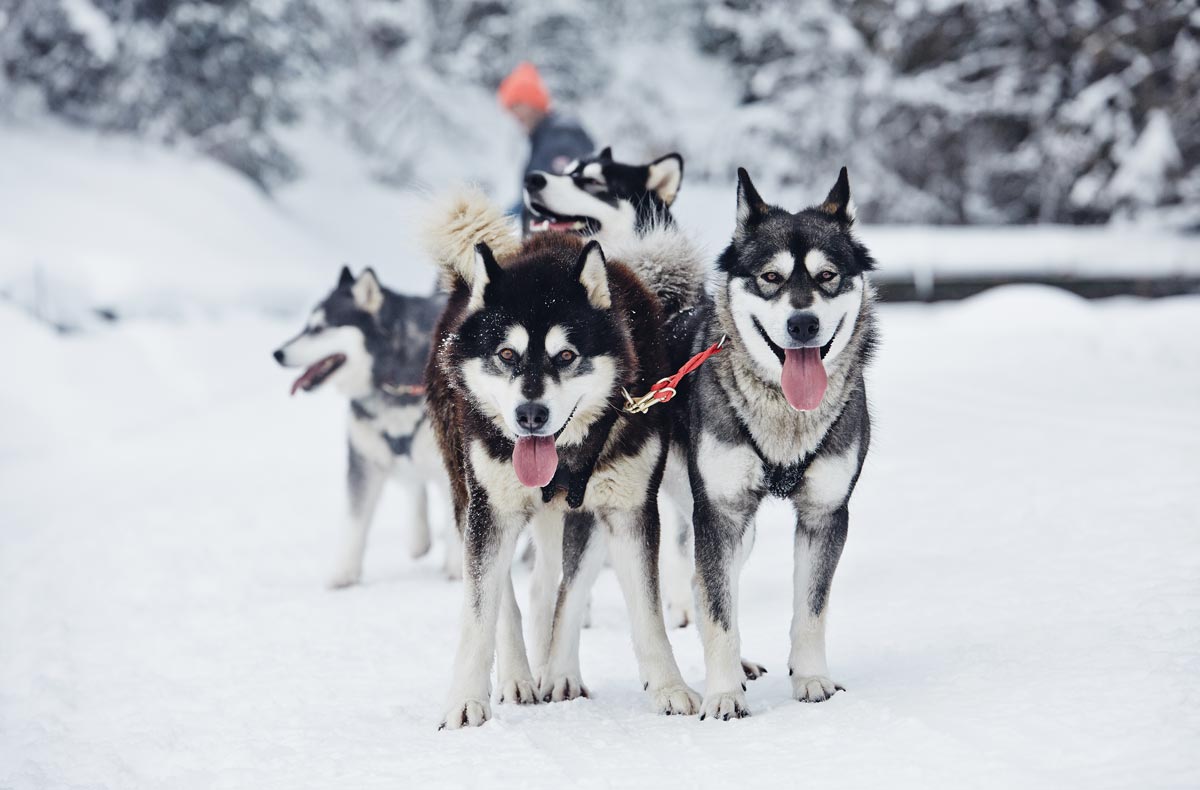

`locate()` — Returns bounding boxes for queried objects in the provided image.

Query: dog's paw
[649,683,701,716]
[791,674,843,703]
[439,698,491,730]
[538,673,590,703]
[699,690,750,721]
[326,565,362,589]
[496,676,539,705]
[741,659,768,681]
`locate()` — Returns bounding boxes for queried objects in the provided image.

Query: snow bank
[4,121,1197,335]
[0,122,438,329]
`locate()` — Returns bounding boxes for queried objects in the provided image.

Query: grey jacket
[514,112,594,222]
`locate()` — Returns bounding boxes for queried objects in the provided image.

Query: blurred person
[497,61,594,229]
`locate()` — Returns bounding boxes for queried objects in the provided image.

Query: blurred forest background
[2,0,1197,227]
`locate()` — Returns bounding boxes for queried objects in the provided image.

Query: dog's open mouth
[752,318,843,411]
[751,318,839,364]
[290,354,346,395]
[510,400,580,488]
[528,203,601,235]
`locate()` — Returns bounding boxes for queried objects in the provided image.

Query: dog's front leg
[440,498,521,729]
[789,504,849,703]
[606,505,701,716]
[329,445,386,588]
[539,511,606,702]
[693,493,756,721]
[495,573,537,705]
[526,508,564,672]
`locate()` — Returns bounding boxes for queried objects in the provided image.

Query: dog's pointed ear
[468,242,504,311]
[597,146,613,161]
[817,167,855,224]
[735,167,769,240]
[338,265,355,289]
[352,268,384,314]
[574,240,611,310]
[646,153,684,206]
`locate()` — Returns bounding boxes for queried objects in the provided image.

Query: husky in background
[423,188,703,729]
[523,147,681,238]
[662,168,878,719]
[273,267,459,586]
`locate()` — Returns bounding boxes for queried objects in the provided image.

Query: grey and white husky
[662,168,878,719]
[273,266,459,586]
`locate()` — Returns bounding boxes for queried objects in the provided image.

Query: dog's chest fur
[348,396,427,470]
[468,424,662,517]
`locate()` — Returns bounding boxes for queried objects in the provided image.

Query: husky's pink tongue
[781,347,828,411]
[512,435,559,488]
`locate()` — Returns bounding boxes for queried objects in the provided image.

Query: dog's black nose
[787,312,820,343]
[516,402,550,432]
[272,349,285,364]
[524,172,547,192]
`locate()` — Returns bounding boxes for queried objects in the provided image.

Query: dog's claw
[791,675,842,703]
[538,673,589,703]
[700,690,750,721]
[650,682,701,716]
[440,698,491,730]
[497,677,539,705]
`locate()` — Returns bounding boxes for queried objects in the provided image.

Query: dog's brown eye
[556,349,577,365]
[817,271,837,283]
[498,348,517,363]
[762,272,783,284]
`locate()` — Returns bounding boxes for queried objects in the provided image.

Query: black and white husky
[523,147,709,623]
[423,188,703,729]
[523,146,682,241]
[273,267,459,586]
[662,168,878,719]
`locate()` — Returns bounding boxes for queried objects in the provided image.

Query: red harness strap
[622,336,726,415]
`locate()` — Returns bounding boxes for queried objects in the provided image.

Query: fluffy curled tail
[422,185,521,291]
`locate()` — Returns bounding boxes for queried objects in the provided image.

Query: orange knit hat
[498,62,550,113]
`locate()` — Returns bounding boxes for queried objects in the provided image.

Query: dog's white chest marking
[696,432,762,503]
[348,404,424,470]
[468,439,539,514]
[800,440,860,514]
[581,434,660,512]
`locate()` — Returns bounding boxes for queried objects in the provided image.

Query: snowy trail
[2,289,1199,789]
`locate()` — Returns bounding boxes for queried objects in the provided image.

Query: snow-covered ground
[2,123,1199,789]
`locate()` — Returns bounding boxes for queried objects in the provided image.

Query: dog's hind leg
[329,444,386,589]
[658,462,697,629]
[441,498,522,729]
[606,505,701,716]
[788,504,849,703]
[402,477,432,560]
[658,449,697,628]
[539,511,606,703]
